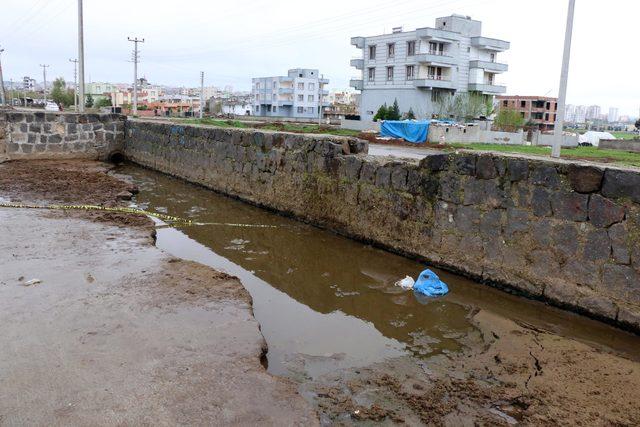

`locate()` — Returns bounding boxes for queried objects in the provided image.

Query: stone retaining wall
[125,120,640,333]
[0,110,125,160]
[600,139,640,153]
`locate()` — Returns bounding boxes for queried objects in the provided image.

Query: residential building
[586,105,601,121]
[608,107,620,123]
[350,14,509,120]
[496,95,558,130]
[252,68,329,119]
[22,76,36,91]
[85,82,118,103]
[565,104,586,124]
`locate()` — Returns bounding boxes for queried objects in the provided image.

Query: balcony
[470,37,510,52]
[350,78,363,90]
[416,52,457,66]
[350,58,364,70]
[414,76,456,90]
[351,36,365,49]
[319,78,330,85]
[416,27,459,42]
[278,87,293,94]
[278,76,294,83]
[278,100,293,107]
[468,83,507,94]
[469,60,508,73]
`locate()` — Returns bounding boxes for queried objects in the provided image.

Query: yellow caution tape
[0,202,193,224]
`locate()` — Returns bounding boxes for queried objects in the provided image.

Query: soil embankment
[0,160,316,425]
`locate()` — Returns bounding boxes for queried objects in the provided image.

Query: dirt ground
[302,309,640,426]
[0,159,317,425]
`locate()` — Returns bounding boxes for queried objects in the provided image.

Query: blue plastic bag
[413,269,449,297]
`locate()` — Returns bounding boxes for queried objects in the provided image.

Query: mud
[304,310,640,425]
[0,160,316,425]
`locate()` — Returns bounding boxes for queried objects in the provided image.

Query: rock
[116,191,133,201]
[583,229,611,262]
[567,164,604,193]
[359,161,377,184]
[341,141,351,155]
[390,165,408,191]
[552,223,579,260]
[419,154,449,172]
[608,223,631,265]
[374,165,391,188]
[602,264,640,304]
[550,191,589,221]
[588,194,625,228]
[453,154,476,175]
[475,156,497,180]
[531,187,552,217]
[601,169,640,203]
[530,165,560,188]
[508,159,529,182]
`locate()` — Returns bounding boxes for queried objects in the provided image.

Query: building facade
[608,107,620,123]
[496,95,558,130]
[252,68,329,119]
[350,14,509,121]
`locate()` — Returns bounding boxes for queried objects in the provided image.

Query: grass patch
[611,132,639,140]
[451,143,640,168]
[181,118,249,128]
[172,118,361,137]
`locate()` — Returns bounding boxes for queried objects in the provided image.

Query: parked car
[44,102,60,112]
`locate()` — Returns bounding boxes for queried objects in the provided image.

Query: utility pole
[128,37,144,115]
[69,58,78,111]
[40,64,49,103]
[552,0,576,158]
[77,0,85,112]
[0,47,6,107]
[199,71,204,119]
[318,74,323,126]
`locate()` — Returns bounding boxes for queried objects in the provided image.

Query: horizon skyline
[1,0,638,116]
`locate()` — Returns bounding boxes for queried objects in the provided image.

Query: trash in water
[23,279,42,287]
[395,276,415,290]
[413,269,449,297]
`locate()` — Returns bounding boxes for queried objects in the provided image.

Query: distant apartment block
[586,105,601,121]
[608,107,620,123]
[350,14,509,120]
[497,95,558,130]
[22,76,36,91]
[566,105,587,124]
[252,68,329,119]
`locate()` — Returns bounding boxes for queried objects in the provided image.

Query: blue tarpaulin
[380,120,430,143]
[413,269,449,297]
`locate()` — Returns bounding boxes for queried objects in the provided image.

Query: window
[545,113,549,121]
[255,94,259,100]
[368,67,375,81]
[406,65,415,80]
[546,102,551,110]
[297,82,304,90]
[308,82,315,91]
[503,100,508,107]
[369,45,376,60]
[386,66,394,81]
[520,100,526,108]
[308,107,314,113]
[256,83,260,89]
[387,43,395,58]
[407,41,416,56]
[297,106,304,113]
[255,106,259,112]
[427,66,443,80]
[429,42,444,55]
[308,95,314,102]
[297,94,304,101]
[273,81,277,88]
[273,106,277,113]
[490,53,496,63]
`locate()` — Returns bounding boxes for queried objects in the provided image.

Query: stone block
[419,153,449,172]
[601,169,640,203]
[439,174,462,204]
[531,187,552,217]
[583,229,611,261]
[608,223,631,265]
[505,207,529,236]
[475,155,498,179]
[567,164,604,193]
[602,264,640,304]
[550,191,589,221]
[374,165,391,188]
[359,161,377,184]
[391,164,409,191]
[588,194,625,228]
[552,222,579,259]
[453,154,476,175]
[530,164,560,188]
[507,158,529,182]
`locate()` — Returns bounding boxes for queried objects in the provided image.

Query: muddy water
[117,165,640,378]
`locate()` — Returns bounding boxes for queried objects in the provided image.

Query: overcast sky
[1,0,638,116]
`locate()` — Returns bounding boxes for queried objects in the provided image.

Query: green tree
[50,77,75,107]
[387,99,401,120]
[94,97,112,108]
[494,107,525,131]
[635,118,640,131]
[404,107,416,120]
[373,103,388,121]
[85,93,94,108]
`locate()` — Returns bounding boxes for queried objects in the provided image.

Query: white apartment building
[252,68,329,119]
[608,107,620,123]
[350,14,509,120]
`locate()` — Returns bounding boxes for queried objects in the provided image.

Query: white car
[44,101,60,112]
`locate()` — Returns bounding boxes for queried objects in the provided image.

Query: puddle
[117,165,640,378]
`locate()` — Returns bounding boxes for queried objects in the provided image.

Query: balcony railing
[468,60,508,72]
[350,58,364,70]
[416,53,457,66]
